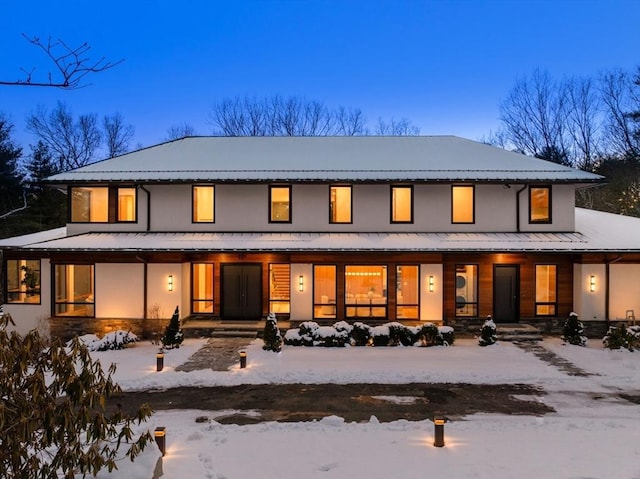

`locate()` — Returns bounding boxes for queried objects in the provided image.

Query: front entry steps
[496,323,543,342]
[181,318,291,339]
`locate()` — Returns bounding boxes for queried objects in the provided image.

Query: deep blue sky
[1,0,638,155]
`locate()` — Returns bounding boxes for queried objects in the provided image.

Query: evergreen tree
[262,312,283,352]
[0,115,23,216]
[478,315,498,346]
[161,306,184,349]
[561,312,587,346]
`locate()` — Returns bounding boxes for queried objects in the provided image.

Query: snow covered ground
[91,337,640,479]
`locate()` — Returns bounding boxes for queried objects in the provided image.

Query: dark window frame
[454,263,479,317]
[313,264,338,320]
[451,185,475,224]
[115,186,138,223]
[534,263,558,317]
[329,185,353,224]
[192,184,216,224]
[396,264,420,319]
[52,263,95,318]
[529,185,552,224]
[191,262,215,315]
[344,264,388,319]
[390,185,414,224]
[269,185,292,223]
[4,259,42,305]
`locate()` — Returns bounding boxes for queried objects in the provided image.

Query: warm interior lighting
[168,274,174,291]
[154,427,166,456]
[298,275,304,292]
[589,275,596,293]
[428,275,435,293]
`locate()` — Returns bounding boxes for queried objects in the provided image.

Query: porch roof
[5,209,639,253]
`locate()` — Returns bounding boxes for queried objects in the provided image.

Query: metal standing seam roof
[45,136,604,184]
[4,209,639,253]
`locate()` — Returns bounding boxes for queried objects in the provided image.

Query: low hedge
[283,321,454,347]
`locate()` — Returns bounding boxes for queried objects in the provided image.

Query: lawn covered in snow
[90,338,640,479]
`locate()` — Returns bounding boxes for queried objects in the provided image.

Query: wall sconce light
[154,427,166,456]
[239,350,247,369]
[428,275,435,293]
[156,351,164,372]
[589,275,596,293]
[168,274,174,292]
[298,275,304,292]
[433,417,445,447]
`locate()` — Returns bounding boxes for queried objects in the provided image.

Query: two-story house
[2,136,639,339]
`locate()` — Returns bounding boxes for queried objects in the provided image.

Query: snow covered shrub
[439,326,455,346]
[603,324,640,351]
[72,330,139,351]
[385,322,414,346]
[262,312,282,352]
[478,315,497,346]
[350,322,372,346]
[371,325,391,346]
[418,323,440,346]
[161,306,184,349]
[316,325,350,347]
[283,321,319,346]
[561,312,587,346]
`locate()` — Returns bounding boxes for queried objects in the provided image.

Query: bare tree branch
[0,35,123,89]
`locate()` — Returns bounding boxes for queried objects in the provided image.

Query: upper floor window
[391,186,413,223]
[71,186,109,222]
[70,186,136,223]
[451,185,474,224]
[269,186,291,223]
[193,185,215,223]
[5,259,41,304]
[530,186,551,223]
[330,185,352,223]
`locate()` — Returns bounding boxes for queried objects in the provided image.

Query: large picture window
[192,263,214,314]
[71,187,109,222]
[530,186,551,223]
[451,185,474,224]
[313,265,336,319]
[345,265,387,318]
[269,264,291,314]
[330,185,352,223]
[535,264,557,316]
[54,264,94,317]
[396,265,419,319]
[455,264,478,316]
[269,186,291,223]
[5,259,41,304]
[391,186,413,223]
[193,185,215,223]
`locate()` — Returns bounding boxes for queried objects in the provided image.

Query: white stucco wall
[573,264,607,321]
[609,264,640,321]
[146,263,184,320]
[421,264,443,322]
[95,263,144,318]
[2,259,52,335]
[290,264,312,320]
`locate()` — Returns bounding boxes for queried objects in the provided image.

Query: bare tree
[565,76,602,170]
[600,69,640,157]
[103,113,135,157]
[166,122,197,140]
[375,117,420,136]
[335,106,367,135]
[26,102,101,170]
[499,69,571,165]
[0,35,122,89]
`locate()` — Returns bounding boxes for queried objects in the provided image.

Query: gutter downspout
[515,184,528,232]
[138,185,151,232]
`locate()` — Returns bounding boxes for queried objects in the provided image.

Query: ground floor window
[5,259,41,304]
[314,265,336,319]
[396,265,419,319]
[345,265,387,318]
[54,264,94,317]
[269,263,290,313]
[455,264,478,316]
[535,264,557,316]
[192,263,214,314]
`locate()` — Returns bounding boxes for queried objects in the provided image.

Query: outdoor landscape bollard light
[433,417,445,447]
[168,274,174,291]
[239,350,247,368]
[154,427,166,456]
[156,351,164,372]
[589,275,596,292]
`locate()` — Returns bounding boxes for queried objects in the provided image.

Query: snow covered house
[2,136,639,339]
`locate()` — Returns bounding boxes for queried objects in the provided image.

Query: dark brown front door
[493,265,519,323]
[221,264,262,320]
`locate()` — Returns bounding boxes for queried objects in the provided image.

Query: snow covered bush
[387,322,415,346]
[161,306,184,349]
[478,315,497,346]
[262,312,282,352]
[284,321,318,346]
[350,322,372,346]
[72,330,139,351]
[439,326,455,346]
[418,323,440,346]
[561,312,587,346]
[603,324,640,351]
[371,325,391,346]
